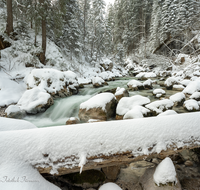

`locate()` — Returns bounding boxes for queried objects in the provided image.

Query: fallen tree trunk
[1,112,200,176]
[36,143,200,176]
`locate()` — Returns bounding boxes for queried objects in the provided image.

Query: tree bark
[39,0,46,65]
[6,0,13,36]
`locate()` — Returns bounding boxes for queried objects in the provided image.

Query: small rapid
[25,77,186,128]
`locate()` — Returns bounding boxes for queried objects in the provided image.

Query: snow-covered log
[1,113,200,176]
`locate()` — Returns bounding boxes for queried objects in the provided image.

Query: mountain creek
[24,77,188,128]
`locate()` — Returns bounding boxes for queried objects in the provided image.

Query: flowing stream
[25,77,187,128]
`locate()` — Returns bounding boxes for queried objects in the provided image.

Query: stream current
[25,77,187,128]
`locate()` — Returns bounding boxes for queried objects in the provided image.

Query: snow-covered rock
[66,117,80,125]
[115,87,129,101]
[116,95,150,119]
[5,105,25,119]
[92,76,107,88]
[99,71,115,81]
[153,89,166,98]
[99,183,122,190]
[183,99,200,111]
[127,80,143,91]
[157,110,178,117]
[136,72,156,80]
[79,93,117,122]
[183,80,200,94]
[26,68,79,97]
[100,58,113,71]
[18,87,54,114]
[164,77,179,89]
[0,117,37,131]
[143,79,153,89]
[169,92,186,107]
[179,79,191,87]
[123,106,150,120]
[173,85,185,91]
[190,92,200,101]
[153,157,177,186]
[145,99,174,115]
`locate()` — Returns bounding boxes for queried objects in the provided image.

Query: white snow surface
[145,99,174,114]
[116,95,150,115]
[123,106,150,119]
[0,117,36,131]
[1,112,200,177]
[0,76,26,106]
[18,87,51,114]
[99,183,122,190]
[26,68,78,93]
[80,93,115,111]
[183,80,200,94]
[153,157,177,186]
[5,105,21,115]
[157,110,178,117]
[169,92,185,103]
[184,99,200,111]
[0,161,60,190]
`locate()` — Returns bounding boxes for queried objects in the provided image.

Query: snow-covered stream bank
[24,77,187,128]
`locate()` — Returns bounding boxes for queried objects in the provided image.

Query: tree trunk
[39,0,46,65]
[6,0,13,36]
[39,18,46,65]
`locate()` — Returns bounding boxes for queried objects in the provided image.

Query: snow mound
[153,157,177,186]
[165,77,178,87]
[18,87,53,114]
[5,105,21,115]
[180,79,191,87]
[127,79,143,88]
[99,183,122,190]
[136,72,156,79]
[80,93,116,111]
[26,68,78,94]
[0,77,26,107]
[173,85,185,91]
[115,87,126,96]
[184,99,200,111]
[0,117,36,131]
[153,89,166,95]
[170,92,186,103]
[190,92,200,100]
[123,106,150,119]
[116,95,150,116]
[143,79,153,86]
[157,110,178,117]
[92,76,105,85]
[0,161,60,190]
[145,99,174,114]
[183,80,200,94]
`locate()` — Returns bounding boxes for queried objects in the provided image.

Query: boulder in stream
[79,93,117,122]
[115,87,129,101]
